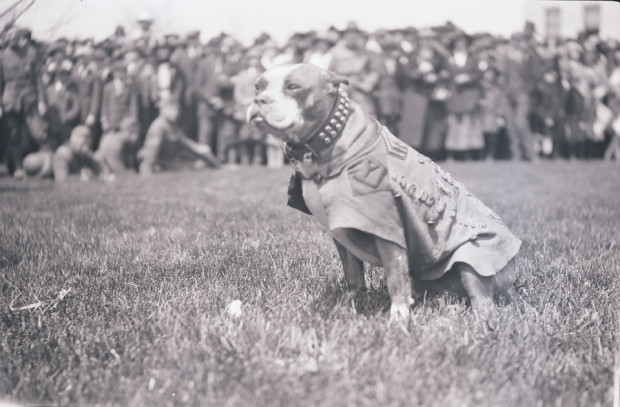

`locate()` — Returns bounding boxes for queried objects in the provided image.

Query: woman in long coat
[396,37,448,160]
[560,41,606,158]
[443,34,485,160]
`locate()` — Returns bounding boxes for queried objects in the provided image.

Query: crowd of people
[1,18,620,181]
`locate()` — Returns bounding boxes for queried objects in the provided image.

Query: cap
[186,30,200,41]
[137,11,154,23]
[46,42,66,58]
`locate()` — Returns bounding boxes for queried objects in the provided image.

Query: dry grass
[0,161,619,406]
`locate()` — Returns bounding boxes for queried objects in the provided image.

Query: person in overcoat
[72,47,104,131]
[373,33,402,134]
[0,27,47,177]
[443,33,485,160]
[329,24,381,119]
[396,35,449,160]
[44,59,81,147]
[171,31,219,147]
[100,62,139,136]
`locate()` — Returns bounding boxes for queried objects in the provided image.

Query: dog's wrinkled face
[247,64,346,144]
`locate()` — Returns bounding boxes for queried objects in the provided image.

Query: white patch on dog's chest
[302,179,330,227]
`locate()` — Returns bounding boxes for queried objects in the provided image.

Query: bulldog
[247,63,521,327]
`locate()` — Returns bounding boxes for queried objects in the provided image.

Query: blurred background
[1,0,619,181]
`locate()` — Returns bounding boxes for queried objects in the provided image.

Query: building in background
[525,1,620,40]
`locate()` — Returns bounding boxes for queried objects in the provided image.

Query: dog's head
[247,63,348,145]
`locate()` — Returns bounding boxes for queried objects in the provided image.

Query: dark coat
[44,82,81,144]
[445,52,483,114]
[101,81,139,132]
[0,46,43,112]
[171,47,218,106]
[73,63,103,122]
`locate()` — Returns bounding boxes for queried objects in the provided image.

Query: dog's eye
[286,83,301,91]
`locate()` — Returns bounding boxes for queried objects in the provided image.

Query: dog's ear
[325,71,349,94]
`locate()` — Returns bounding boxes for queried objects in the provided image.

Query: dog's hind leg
[493,257,517,305]
[333,239,365,312]
[456,262,497,321]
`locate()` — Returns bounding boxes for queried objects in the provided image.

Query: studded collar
[285,87,351,162]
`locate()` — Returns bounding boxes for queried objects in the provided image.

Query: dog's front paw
[388,303,411,334]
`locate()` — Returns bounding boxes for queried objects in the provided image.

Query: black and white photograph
[1,0,619,405]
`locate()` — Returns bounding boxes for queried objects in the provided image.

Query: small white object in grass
[226,300,242,318]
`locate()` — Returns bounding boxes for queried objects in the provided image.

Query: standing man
[73,46,103,134]
[0,27,47,178]
[499,23,542,161]
[44,59,81,147]
[100,62,139,136]
[171,30,218,146]
[329,23,382,118]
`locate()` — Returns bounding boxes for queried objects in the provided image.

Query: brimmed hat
[46,41,66,58]
[313,30,339,46]
[253,32,272,46]
[164,33,181,46]
[342,21,366,37]
[13,27,32,40]
[137,11,154,23]
[186,30,200,42]
[448,30,473,50]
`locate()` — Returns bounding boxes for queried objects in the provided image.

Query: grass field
[1,161,619,407]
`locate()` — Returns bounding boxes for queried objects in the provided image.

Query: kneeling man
[138,101,220,175]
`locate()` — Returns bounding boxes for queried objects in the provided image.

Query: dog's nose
[254,94,273,105]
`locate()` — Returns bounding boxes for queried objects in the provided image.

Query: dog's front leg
[333,239,365,312]
[375,237,412,329]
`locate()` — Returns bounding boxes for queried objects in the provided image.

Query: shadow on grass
[311,282,392,319]
[310,270,483,321]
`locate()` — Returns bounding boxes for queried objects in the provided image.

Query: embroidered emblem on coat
[382,127,408,160]
[348,157,389,196]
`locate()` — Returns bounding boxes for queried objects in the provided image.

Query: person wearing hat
[372,32,402,134]
[121,43,157,148]
[497,26,540,161]
[0,26,47,178]
[153,40,183,108]
[443,31,486,161]
[72,43,103,132]
[328,22,382,118]
[43,58,81,147]
[131,11,154,49]
[396,34,450,159]
[100,61,139,138]
[171,30,218,147]
[304,31,336,70]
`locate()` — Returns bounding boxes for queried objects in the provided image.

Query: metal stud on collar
[317,89,350,146]
[284,87,351,161]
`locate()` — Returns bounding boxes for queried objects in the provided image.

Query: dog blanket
[288,124,521,280]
